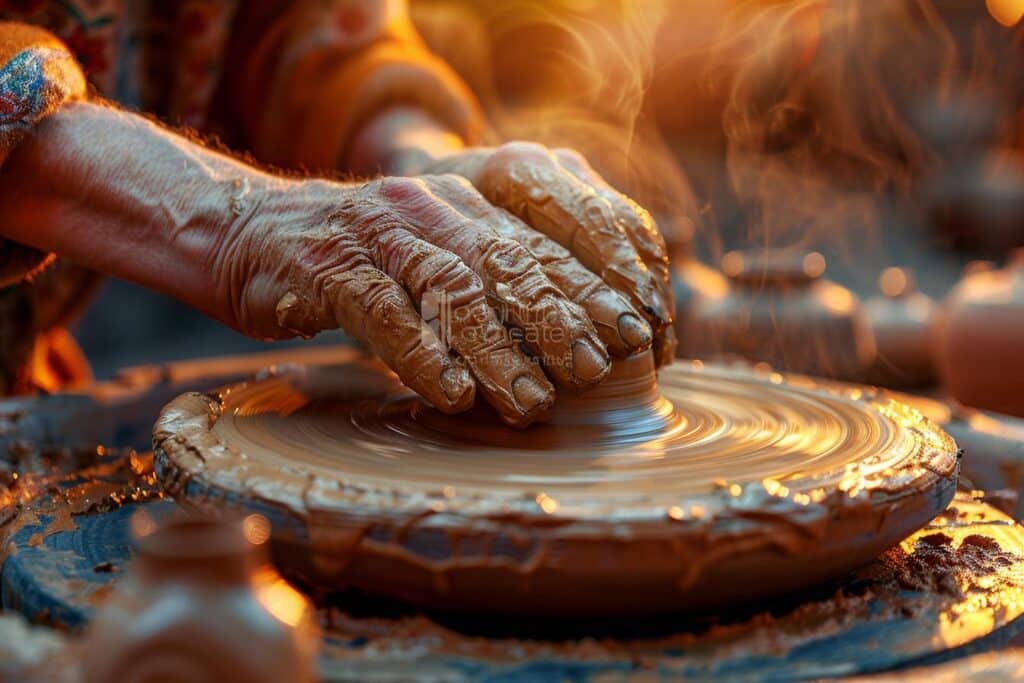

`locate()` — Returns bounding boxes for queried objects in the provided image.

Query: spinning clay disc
[154,350,959,616]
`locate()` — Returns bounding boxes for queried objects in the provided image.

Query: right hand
[216,174,660,427]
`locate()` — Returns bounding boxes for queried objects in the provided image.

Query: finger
[553,148,678,365]
[656,319,678,368]
[416,174,614,390]
[475,143,674,348]
[311,261,476,414]
[428,174,652,357]
[363,205,554,427]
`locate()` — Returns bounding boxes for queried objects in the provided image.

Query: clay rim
[152,355,961,535]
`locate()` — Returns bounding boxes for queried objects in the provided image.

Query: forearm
[229,0,484,174]
[0,101,289,328]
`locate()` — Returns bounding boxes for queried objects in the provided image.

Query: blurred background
[73,0,1024,395]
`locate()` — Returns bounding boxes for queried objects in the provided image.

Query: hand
[218,173,658,427]
[423,142,677,366]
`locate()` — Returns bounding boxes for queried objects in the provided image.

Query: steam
[712,1,960,255]
[427,0,703,251]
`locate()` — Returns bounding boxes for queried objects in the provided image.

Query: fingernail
[646,289,671,327]
[512,374,552,413]
[617,313,653,350]
[440,366,474,410]
[572,340,611,384]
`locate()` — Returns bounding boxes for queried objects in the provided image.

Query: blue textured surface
[8,497,1024,683]
[6,498,1024,682]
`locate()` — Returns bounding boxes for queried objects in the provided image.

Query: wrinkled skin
[225,143,675,427]
[0,104,673,427]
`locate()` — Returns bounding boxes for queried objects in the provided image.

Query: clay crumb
[918,532,952,547]
[93,562,116,573]
[959,534,1002,552]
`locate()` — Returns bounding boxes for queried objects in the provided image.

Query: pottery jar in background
[82,512,319,683]
[671,247,731,359]
[683,249,876,379]
[937,250,1024,418]
[863,267,938,388]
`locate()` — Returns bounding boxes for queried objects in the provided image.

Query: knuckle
[427,172,473,190]
[361,281,406,322]
[488,141,550,173]
[375,176,430,204]
[483,238,535,275]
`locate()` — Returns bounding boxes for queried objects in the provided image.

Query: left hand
[423,142,677,366]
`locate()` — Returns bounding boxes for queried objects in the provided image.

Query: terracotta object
[937,250,1024,417]
[926,149,1024,254]
[154,348,957,617]
[863,267,938,388]
[683,249,876,379]
[82,513,319,683]
[671,252,730,359]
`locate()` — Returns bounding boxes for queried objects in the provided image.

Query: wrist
[212,177,349,339]
[349,105,466,176]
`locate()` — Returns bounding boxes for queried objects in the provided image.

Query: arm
[232,1,677,363]
[0,98,649,427]
[0,101,277,328]
[0,19,659,426]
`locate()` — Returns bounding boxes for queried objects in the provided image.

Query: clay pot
[937,250,1024,417]
[863,267,938,388]
[682,249,876,379]
[671,252,731,358]
[82,512,319,683]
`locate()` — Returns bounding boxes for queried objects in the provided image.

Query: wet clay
[82,514,319,683]
[312,495,1024,680]
[153,349,960,616]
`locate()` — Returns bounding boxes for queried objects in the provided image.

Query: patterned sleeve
[229,0,485,172]
[0,22,87,287]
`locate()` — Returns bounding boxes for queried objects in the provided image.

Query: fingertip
[571,339,611,389]
[508,372,555,427]
[644,287,673,329]
[438,364,476,413]
[617,312,653,352]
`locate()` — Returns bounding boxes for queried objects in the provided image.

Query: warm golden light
[255,571,308,628]
[879,267,909,298]
[988,0,1024,26]
[242,514,272,546]
[536,492,559,514]
[130,509,157,539]
[721,250,744,278]
[816,282,855,315]
[802,252,826,279]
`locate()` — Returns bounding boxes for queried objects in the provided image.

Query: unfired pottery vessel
[672,252,731,359]
[82,513,319,683]
[864,267,938,388]
[154,348,958,617]
[937,250,1024,417]
[683,249,876,379]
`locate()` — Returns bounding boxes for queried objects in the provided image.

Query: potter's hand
[223,175,655,427]
[423,143,677,367]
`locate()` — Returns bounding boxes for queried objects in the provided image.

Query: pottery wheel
[153,350,959,616]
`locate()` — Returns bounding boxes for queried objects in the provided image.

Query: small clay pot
[937,250,1024,417]
[863,267,938,388]
[682,249,876,379]
[671,253,731,359]
[82,512,319,683]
